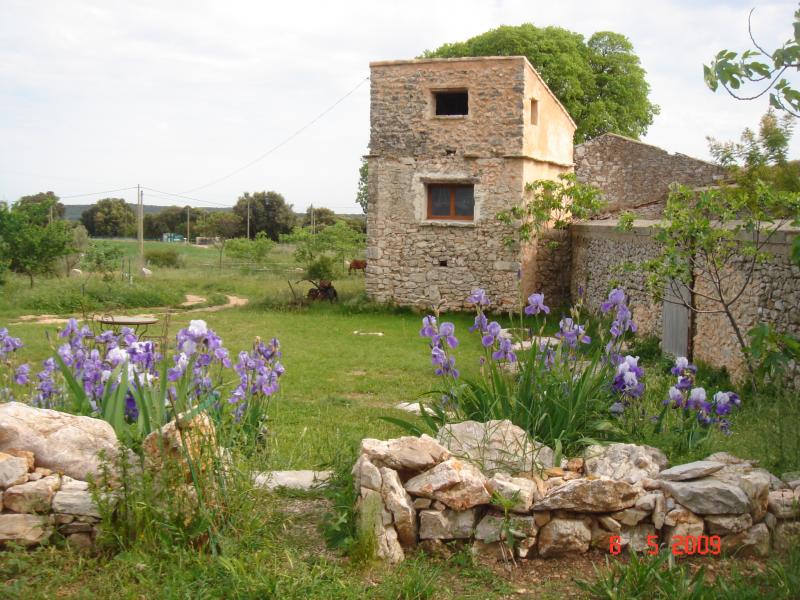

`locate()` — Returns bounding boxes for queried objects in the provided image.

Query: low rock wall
[353,420,800,563]
[0,449,102,549]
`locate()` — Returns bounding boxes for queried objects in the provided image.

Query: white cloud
[0,0,797,212]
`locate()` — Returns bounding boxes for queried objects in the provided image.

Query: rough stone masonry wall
[570,221,663,337]
[0,449,102,550]
[569,220,800,381]
[575,133,727,217]
[366,155,524,311]
[354,420,800,564]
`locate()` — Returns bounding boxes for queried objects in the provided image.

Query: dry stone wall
[354,421,800,562]
[569,221,799,381]
[575,133,727,218]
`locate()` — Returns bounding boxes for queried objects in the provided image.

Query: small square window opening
[435,91,468,116]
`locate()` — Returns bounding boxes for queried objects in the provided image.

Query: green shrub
[144,247,184,268]
[307,255,337,281]
[82,241,124,276]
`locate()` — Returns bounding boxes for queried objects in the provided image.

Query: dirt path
[11,294,249,326]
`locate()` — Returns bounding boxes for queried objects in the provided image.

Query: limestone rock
[0,452,29,489]
[611,508,649,527]
[436,420,553,473]
[598,515,621,532]
[533,511,551,528]
[413,498,432,509]
[658,461,725,482]
[663,505,704,539]
[0,402,118,480]
[471,539,509,560]
[3,448,35,470]
[360,434,449,473]
[0,513,52,546]
[474,512,536,543]
[378,525,404,564]
[584,444,667,484]
[621,523,657,553]
[773,521,800,552]
[709,466,771,521]
[419,509,476,540]
[635,492,660,512]
[661,479,749,515]
[351,454,382,492]
[721,523,770,557]
[767,489,799,519]
[652,493,666,530]
[52,490,101,518]
[380,468,416,547]
[566,458,584,473]
[404,458,490,510]
[66,532,94,550]
[3,475,61,513]
[533,478,638,512]
[537,518,591,557]
[487,472,539,512]
[705,452,755,466]
[143,412,216,482]
[705,514,752,536]
[252,470,332,491]
[60,476,89,491]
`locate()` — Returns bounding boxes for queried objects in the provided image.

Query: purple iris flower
[524,293,550,316]
[556,318,591,348]
[0,328,24,359]
[124,395,139,421]
[687,387,707,410]
[600,288,626,314]
[482,321,502,347]
[13,364,30,385]
[469,313,488,333]
[435,322,459,349]
[466,289,491,306]
[610,401,625,416]
[491,338,517,363]
[419,315,437,338]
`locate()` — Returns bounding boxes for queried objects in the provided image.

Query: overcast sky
[0,0,797,213]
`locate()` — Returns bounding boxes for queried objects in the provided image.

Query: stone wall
[354,421,800,563]
[366,57,575,310]
[575,134,727,217]
[569,220,800,380]
[0,450,102,549]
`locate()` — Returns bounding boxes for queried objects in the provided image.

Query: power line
[60,186,139,199]
[141,186,230,208]
[181,75,370,194]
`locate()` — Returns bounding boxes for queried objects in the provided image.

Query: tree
[232,191,296,241]
[195,211,242,240]
[705,7,800,117]
[17,191,65,224]
[281,221,365,277]
[63,223,89,276]
[423,24,659,142]
[302,206,337,230]
[143,206,197,239]
[225,232,275,266]
[81,198,136,238]
[0,198,74,287]
[707,109,800,193]
[356,157,369,213]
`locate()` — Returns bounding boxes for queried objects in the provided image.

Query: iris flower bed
[391,287,742,462]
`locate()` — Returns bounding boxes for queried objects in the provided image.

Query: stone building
[365,57,576,310]
[575,133,727,218]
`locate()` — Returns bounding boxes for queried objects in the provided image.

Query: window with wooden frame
[426,183,475,220]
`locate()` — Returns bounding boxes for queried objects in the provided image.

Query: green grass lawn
[1,239,798,599]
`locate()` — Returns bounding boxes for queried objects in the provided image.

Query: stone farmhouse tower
[365,57,576,310]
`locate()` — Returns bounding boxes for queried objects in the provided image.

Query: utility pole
[186,206,191,244]
[137,184,144,268]
[247,196,251,239]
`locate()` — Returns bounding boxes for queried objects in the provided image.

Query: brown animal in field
[349,259,367,275]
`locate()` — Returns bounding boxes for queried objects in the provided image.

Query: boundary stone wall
[575,134,727,218]
[569,220,800,380]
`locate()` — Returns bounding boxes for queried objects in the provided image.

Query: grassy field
[1,239,798,599]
